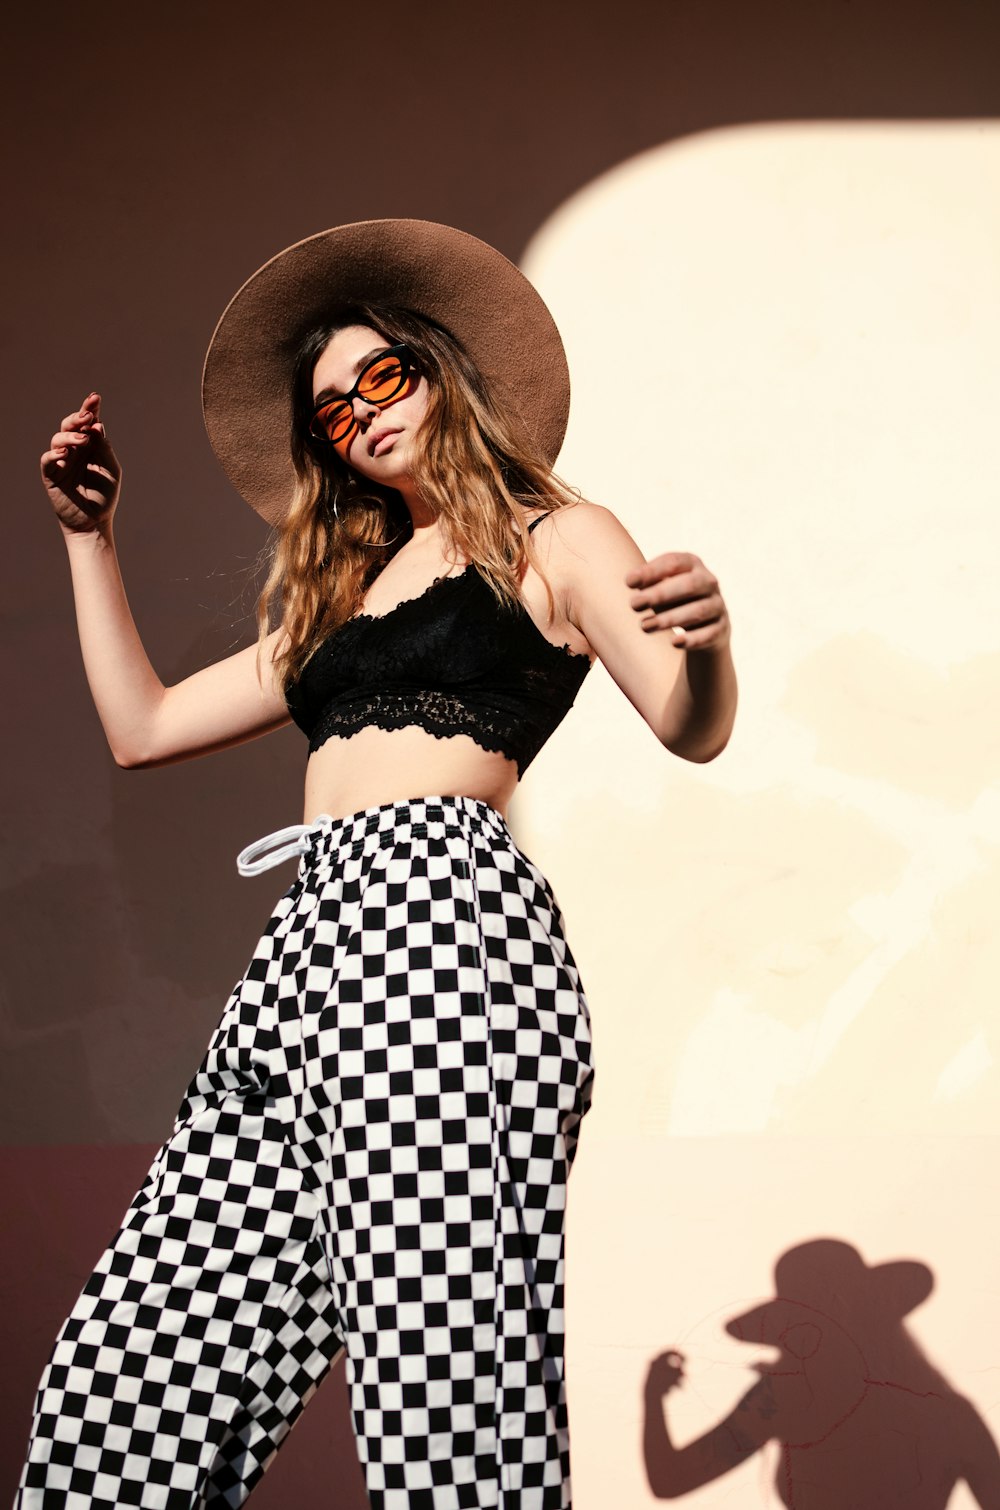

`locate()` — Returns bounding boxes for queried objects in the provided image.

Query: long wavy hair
[255,303,579,691]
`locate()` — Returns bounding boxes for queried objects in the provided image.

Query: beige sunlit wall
[515,123,1000,1507]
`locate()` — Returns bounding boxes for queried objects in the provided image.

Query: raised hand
[646,1349,687,1395]
[41,393,122,538]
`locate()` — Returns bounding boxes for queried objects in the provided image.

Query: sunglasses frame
[308,343,415,445]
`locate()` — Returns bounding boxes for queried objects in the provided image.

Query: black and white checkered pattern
[15,796,594,1509]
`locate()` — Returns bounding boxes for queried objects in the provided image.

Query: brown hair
[255,303,579,691]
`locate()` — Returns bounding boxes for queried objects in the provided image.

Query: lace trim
[307,689,576,777]
[348,563,590,663]
[349,565,473,625]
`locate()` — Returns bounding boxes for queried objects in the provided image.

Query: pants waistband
[236,795,510,876]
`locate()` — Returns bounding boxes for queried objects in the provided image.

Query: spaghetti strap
[527,512,552,534]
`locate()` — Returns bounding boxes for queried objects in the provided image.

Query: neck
[395,480,439,536]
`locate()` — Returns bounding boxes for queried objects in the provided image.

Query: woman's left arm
[548,502,737,763]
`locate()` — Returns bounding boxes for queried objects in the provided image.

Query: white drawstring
[236,817,332,877]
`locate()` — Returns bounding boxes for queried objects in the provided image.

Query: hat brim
[725,1258,934,1337]
[202,218,570,525]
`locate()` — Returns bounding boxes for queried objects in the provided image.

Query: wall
[3,3,998,1503]
[517,120,1000,1506]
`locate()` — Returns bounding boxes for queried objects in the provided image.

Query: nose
[352,394,380,428]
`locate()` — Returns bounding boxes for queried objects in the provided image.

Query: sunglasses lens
[358,352,407,404]
[310,401,353,443]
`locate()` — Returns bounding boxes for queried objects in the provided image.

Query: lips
[368,427,402,458]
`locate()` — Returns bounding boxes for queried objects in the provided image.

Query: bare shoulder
[528,499,640,587]
[531,499,634,558]
[529,499,647,616]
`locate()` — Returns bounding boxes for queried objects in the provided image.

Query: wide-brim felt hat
[202,218,570,524]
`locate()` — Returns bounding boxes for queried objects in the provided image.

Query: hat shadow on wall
[643,1239,1000,1506]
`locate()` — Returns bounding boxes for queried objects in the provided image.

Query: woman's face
[310,324,430,487]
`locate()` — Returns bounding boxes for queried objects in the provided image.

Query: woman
[16,220,736,1510]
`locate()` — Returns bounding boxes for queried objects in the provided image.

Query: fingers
[40,448,69,481]
[646,606,730,652]
[58,410,88,432]
[627,567,730,646]
[58,393,101,434]
[48,427,91,460]
[629,568,706,613]
[627,554,725,646]
[48,394,104,461]
[643,603,729,651]
[625,552,696,589]
[638,591,726,633]
[646,1347,687,1392]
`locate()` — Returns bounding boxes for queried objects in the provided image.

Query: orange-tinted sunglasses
[308,344,414,445]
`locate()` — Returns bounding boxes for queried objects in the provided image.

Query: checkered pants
[14,796,594,1509]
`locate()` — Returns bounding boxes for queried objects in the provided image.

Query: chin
[375,456,415,487]
[350,449,413,487]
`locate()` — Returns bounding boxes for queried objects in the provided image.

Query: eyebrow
[312,346,391,409]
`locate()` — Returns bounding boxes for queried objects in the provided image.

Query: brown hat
[201,218,570,524]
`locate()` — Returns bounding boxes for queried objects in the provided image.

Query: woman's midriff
[301,724,520,824]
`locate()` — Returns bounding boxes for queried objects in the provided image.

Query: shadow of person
[643,1238,1000,1507]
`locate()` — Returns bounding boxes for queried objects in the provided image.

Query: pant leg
[13,884,344,1510]
[14,796,594,1510]
[272,798,594,1510]
[476,819,594,1506]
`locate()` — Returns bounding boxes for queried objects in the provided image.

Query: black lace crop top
[284,516,593,776]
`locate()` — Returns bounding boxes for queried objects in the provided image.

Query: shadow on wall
[642,1239,1000,1506]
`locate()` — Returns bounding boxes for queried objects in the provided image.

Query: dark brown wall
[3,0,997,1498]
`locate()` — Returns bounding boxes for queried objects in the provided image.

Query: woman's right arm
[44,394,292,769]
